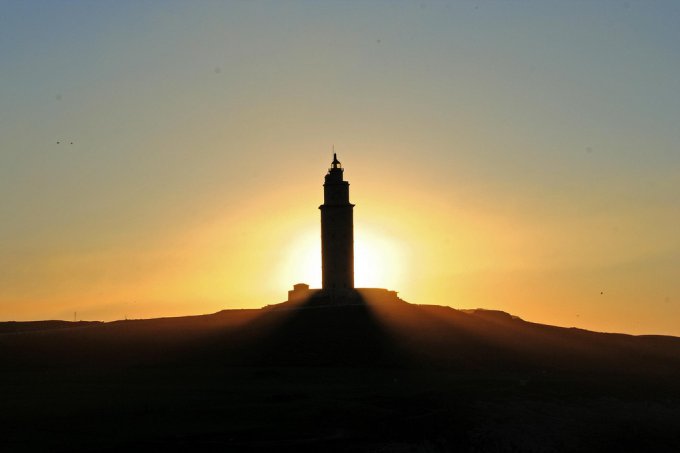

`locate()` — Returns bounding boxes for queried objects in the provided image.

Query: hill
[2,298,680,452]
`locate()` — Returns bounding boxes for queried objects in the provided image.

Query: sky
[1,1,679,335]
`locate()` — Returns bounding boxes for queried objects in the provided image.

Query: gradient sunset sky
[2,1,679,335]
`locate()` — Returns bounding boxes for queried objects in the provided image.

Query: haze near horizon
[1,1,679,335]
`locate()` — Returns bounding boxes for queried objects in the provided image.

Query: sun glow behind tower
[280,226,406,292]
[284,152,405,304]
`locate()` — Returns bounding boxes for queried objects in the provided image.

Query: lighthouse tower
[319,153,355,291]
[285,153,400,305]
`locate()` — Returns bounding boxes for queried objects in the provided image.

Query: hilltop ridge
[3,299,680,452]
[3,299,679,374]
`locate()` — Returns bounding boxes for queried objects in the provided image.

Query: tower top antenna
[331,152,341,169]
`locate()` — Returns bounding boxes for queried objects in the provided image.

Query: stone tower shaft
[319,153,355,290]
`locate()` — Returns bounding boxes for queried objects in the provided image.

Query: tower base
[282,285,402,308]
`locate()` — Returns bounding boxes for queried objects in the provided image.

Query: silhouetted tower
[320,153,355,290]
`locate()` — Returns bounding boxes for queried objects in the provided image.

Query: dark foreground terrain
[2,297,680,452]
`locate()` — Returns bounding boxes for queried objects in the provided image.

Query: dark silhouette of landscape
[3,293,680,452]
